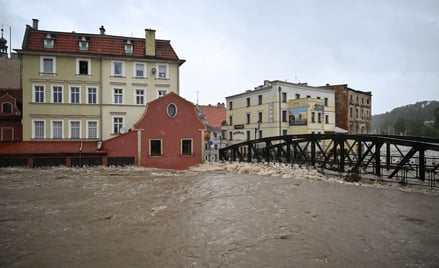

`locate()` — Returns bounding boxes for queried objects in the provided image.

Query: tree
[434,107,439,129]
[393,118,406,135]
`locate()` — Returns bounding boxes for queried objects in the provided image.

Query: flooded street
[1,163,438,267]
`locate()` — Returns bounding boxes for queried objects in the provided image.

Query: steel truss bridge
[219,134,439,188]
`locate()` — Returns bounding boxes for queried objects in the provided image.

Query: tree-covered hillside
[372,101,439,138]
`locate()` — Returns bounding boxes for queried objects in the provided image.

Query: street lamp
[278,86,282,136]
[254,120,261,140]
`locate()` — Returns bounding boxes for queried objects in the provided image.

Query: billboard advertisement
[289,107,307,126]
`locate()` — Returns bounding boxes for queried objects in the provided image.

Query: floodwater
[0,162,438,267]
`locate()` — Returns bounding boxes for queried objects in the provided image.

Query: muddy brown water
[0,164,438,267]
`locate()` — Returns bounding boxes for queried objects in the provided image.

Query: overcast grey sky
[2,0,438,114]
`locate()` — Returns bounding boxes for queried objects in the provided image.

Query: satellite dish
[119,127,125,134]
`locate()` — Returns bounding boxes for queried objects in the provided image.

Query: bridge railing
[219,134,439,188]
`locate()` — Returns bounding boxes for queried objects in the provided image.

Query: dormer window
[125,40,133,54]
[79,36,89,50]
[44,33,54,48]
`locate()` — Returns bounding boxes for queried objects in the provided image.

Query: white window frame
[87,87,98,104]
[134,88,145,105]
[51,85,63,103]
[32,120,45,139]
[133,62,146,78]
[76,58,91,76]
[69,86,81,104]
[113,88,124,104]
[181,138,193,156]
[40,56,56,74]
[112,116,124,135]
[111,61,125,77]
[157,89,167,98]
[33,84,45,103]
[51,120,64,139]
[149,139,163,157]
[156,64,168,79]
[69,120,81,139]
[86,120,99,139]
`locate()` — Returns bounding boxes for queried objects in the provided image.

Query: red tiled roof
[199,105,226,129]
[21,29,182,61]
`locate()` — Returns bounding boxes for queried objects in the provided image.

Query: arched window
[2,102,12,113]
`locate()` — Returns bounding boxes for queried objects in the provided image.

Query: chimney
[32,18,39,30]
[145,28,156,57]
[99,25,105,35]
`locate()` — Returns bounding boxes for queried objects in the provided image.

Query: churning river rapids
[1,162,438,267]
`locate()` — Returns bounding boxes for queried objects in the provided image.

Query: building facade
[17,19,185,142]
[323,84,372,134]
[104,92,206,169]
[0,30,22,141]
[222,80,337,145]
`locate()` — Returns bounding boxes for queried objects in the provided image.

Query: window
[228,101,233,110]
[134,63,146,78]
[282,110,287,122]
[307,95,311,98]
[246,97,250,107]
[157,64,167,78]
[349,107,353,117]
[135,89,145,105]
[246,113,250,124]
[295,93,300,99]
[70,86,80,104]
[258,130,262,139]
[113,88,123,104]
[282,92,287,103]
[317,112,322,123]
[258,112,263,123]
[44,33,54,48]
[325,114,329,124]
[51,120,63,139]
[77,59,90,75]
[87,121,98,139]
[78,36,89,50]
[311,112,315,123]
[282,129,288,136]
[113,117,124,134]
[258,95,262,105]
[158,89,167,98]
[229,131,232,141]
[181,139,192,156]
[52,86,63,103]
[112,61,124,76]
[40,57,55,74]
[125,40,133,54]
[33,120,45,139]
[324,97,328,107]
[150,139,162,156]
[167,103,177,117]
[2,103,12,113]
[229,116,233,126]
[246,130,251,141]
[87,87,97,104]
[356,108,359,118]
[34,85,45,103]
[70,121,80,139]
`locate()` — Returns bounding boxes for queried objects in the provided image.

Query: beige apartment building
[222,80,337,145]
[17,19,185,141]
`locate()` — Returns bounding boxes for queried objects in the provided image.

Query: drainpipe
[99,56,103,141]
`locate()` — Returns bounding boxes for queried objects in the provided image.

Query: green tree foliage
[372,101,439,138]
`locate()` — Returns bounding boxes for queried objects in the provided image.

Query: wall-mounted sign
[234,124,245,129]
